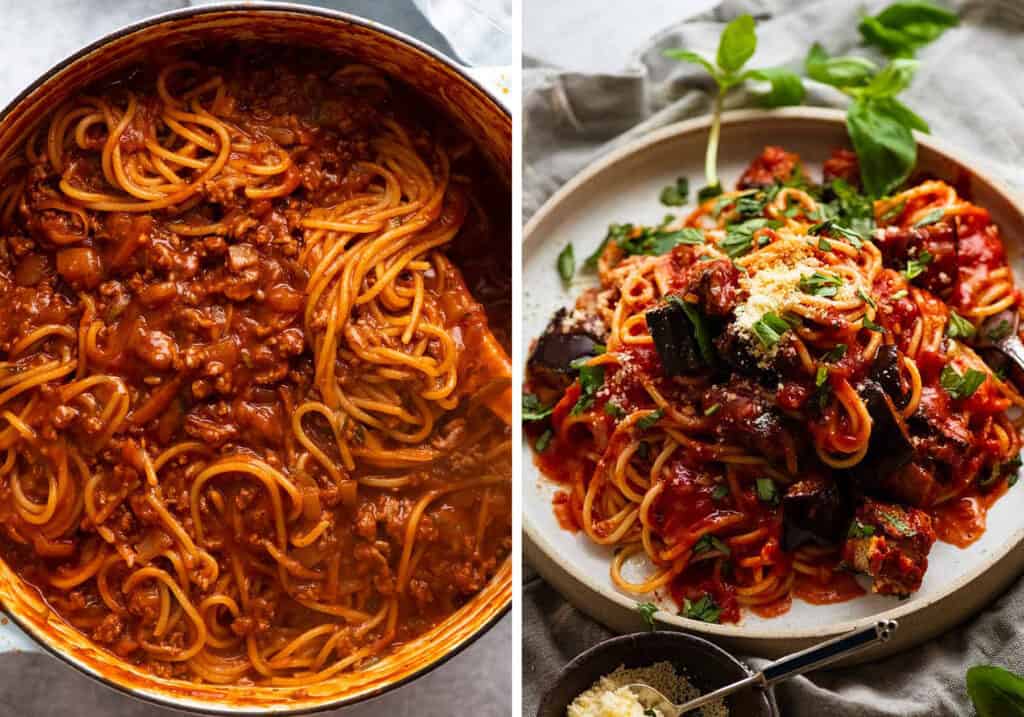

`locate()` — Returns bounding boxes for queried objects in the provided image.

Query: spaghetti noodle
[526,146,1023,622]
[0,46,511,683]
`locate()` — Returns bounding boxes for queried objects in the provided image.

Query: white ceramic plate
[523,108,1024,660]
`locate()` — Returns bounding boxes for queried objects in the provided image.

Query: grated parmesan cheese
[566,662,728,717]
[731,234,861,365]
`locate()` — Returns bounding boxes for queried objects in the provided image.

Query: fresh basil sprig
[664,15,805,197]
[859,1,959,58]
[806,43,930,197]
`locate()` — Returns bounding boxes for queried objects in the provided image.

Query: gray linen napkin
[523,1,1024,715]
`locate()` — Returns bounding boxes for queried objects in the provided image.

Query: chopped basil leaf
[913,207,945,228]
[636,441,650,461]
[557,243,575,283]
[704,402,722,416]
[799,270,843,297]
[711,483,729,500]
[756,477,779,505]
[822,343,848,363]
[809,218,865,248]
[636,408,664,431]
[720,218,781,258]
[862,315,884,332]
[847,519,876,539]
[692,533,731,556]
[571,364,605,415]
[680,594,721,623]
[890,288,909,300]
[660,176,690,206]
[904,249,933,279]
[752,311,792,348]
[987,319,1013,342]
[636,601,658,630]
[522,394,554,422]
[816,364,829,388]
[946,310,976,340]
[535,429,553,452]
[666,295,716,365]
[880,200,907,223]
[940,365,986,400]
[858,288,877,308]
[880,509,914,536]
[818,237,833,252]
[604,400,626,419]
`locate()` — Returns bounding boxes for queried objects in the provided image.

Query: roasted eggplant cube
[848,380,915,498]
[781,478,849,552]
[842,499,936,596]
[869,344,909,409]
[527,308,604,392]
[646,302,703,376]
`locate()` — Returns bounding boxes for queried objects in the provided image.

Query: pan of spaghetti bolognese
[523,107,1024,662]
[0,2,510,713]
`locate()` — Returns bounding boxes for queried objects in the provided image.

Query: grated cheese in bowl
[566,662,728,717]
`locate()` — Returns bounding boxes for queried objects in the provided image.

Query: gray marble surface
[0,1,509,715]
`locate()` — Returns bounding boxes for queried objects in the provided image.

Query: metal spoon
[976,309,1024,372]
[625,619,898,716]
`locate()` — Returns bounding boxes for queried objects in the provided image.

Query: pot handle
[0,613,41,654]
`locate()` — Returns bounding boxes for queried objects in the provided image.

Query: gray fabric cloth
[523,1,1024,715]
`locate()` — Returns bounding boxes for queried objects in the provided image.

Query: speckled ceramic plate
[523,107,1024,661]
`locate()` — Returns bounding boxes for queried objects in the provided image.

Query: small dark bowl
[537,631,778,717]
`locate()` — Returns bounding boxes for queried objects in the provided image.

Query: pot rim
[0,2,511,714]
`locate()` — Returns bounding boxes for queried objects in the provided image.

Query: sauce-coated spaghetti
[0,46,511,683]
[526,146,1022,622]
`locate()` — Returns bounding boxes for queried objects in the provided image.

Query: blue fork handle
[761,620,898,686]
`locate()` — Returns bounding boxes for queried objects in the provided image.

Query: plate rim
[523,106,1024,641]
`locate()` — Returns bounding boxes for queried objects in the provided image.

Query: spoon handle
[673,620,897,716]
[761,619,898,686]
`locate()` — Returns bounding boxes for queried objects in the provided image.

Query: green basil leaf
[571,364,605,415]
[805,43,878,87]
[988,319,1013,342]
[847,520,876,539]
[744,67,806,108]
[522,394,554,422]
[823,343,848,362]
[861,2,959,58]
[720,218,781,257]
[660,176,690,206]
[535,429,553,452]
[846,96,917,198]
[800,271,843,297]
[636,408,664,432]
[756,478,779,505]
[636,601,658,630]
[711,483,729,500]
[557,243,575,283]
[940,365,987,400]
[873,97,930,133]
[913,207,945,227]
[863,58,920,98]
[680,594,722,623]
[904,249,933,279]
[693,533,731,556]
[967,665,1024,717]
[663,49,718,78]
[604,400,626,419]
[717,14,757,73]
